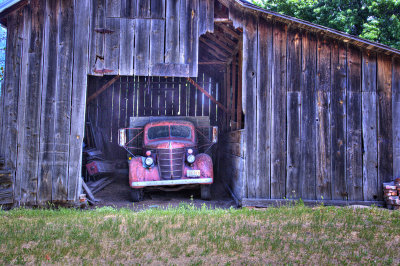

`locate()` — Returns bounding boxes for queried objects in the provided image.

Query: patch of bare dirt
[89,170,236,210]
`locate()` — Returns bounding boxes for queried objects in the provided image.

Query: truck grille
[156,148,185,179]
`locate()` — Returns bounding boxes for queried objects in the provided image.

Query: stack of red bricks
[383,178,400,210]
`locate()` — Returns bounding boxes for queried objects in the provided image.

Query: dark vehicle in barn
[119,120,218,202]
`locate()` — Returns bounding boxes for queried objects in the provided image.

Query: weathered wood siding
[1,0,90,205]
[236,12,400,203]
[88,0,215,77]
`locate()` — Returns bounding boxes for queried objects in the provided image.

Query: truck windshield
[148,126,169,140]
[147,125,192,140]
[170,125,191,139]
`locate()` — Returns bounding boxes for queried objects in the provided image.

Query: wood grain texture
[300,31,316,200]
[134,18,150,76]
[37,0,59,204]
[330,41,347,200]
[88,0,105,75]
[346,45,363,201]
[2,9,23,203]
[149,5,165,75]
[393,58,400,179]
[255,18,273,198]
[104,17,120,75]
[316,37,331,200]
[242,11,258,199]
[286,27,301,199]
[362,51,378,201]
[165,0,180,64]
[271,22,287,199]
[105,0,120,17]
[16,0,45,204]
[68,0,91,201]
[377,53,393,198]
[53,0,74,202]
[119,18,134,75]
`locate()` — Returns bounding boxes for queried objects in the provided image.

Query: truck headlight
[187,154,195,164]
[145,157,154,166]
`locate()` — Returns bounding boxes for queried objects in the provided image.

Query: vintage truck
[118,118,217,202]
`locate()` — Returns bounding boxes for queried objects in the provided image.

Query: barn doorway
[81,15,243,205]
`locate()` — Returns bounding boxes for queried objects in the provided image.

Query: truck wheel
[201,185,211,200]
[130,189,143,202]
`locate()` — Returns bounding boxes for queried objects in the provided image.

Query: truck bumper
[131,178,213,188]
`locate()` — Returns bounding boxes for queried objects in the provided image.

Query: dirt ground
[91,170,236,210]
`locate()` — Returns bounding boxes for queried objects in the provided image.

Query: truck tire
[201,185,211,200]
[130,189,143,202]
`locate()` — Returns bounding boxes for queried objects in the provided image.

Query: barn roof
[0,0,399,56]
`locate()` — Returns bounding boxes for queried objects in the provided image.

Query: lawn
[0,202,399,265]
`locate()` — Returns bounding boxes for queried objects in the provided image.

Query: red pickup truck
[119,119,217,202]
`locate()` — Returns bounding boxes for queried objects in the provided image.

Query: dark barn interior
[0,0,400,208]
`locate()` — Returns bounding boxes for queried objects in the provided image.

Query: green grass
[1,203,399,265]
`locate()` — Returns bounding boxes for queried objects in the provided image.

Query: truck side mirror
[118,129,126,147]
[212,126,218,143]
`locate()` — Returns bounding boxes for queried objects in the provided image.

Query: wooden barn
[0,0,399,207]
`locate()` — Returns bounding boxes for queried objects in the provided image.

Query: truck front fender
[129,157,160,188]
[193,153,214,180]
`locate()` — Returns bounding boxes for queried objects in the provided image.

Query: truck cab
[120,120,216,202]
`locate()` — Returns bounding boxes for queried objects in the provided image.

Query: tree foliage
[252,0,400,49]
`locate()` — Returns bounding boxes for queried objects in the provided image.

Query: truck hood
[145,140,195,149]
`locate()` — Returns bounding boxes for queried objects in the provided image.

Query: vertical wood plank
[2,10,24,202]
[88,0,105,75]
[243,12,258,198]
[136,0,150,18]
[166,77,173,115]
[377,53,393,198]
[203,76,210,117]
[226,65,231,129]
[347,45,363,201]
[159,78,166,116]
[121,0,137,18]
[106,0,120,17]
[68,0,91,201]
[179,0,189,65]
[316,36,332,200]
[53,0,74,202]
[119,18,134,75]
[286,27,301,199]
[173,78,180,115]
[196,76,203,116]
[231,57,236,127]
[206,0,214,33]
[111,81,120,153]
[331,41,347,200]
[210,77,216,125]
[16,0,45,204]
[362,51,378,200]
[165,0,180,64]
[199,0,207,35]
[149,0,165,76]
[271,22,286,199]
[256,16,272,199]
[300,32,316,200]
[393,57,400,179]
[188,0,199,76]
[104,17,120,75]
[37,0,59,204]
[134,19,150,76]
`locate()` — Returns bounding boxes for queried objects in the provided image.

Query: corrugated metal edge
[235,0,400,56]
